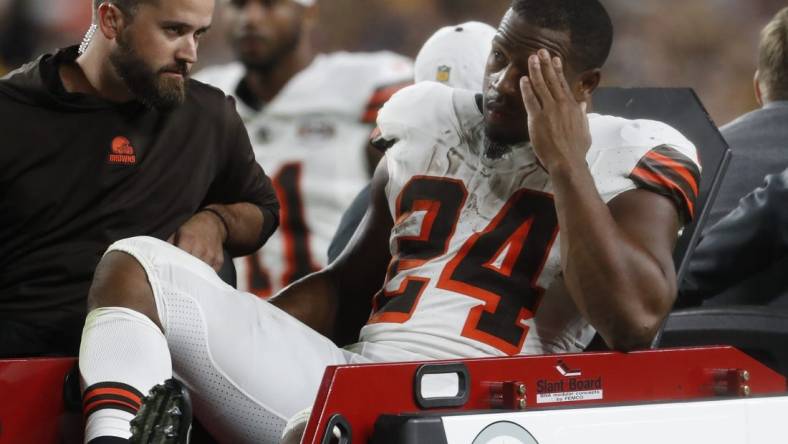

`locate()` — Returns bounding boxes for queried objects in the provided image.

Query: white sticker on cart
[536,389,604,404]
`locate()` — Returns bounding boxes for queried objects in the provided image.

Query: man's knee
[87,251,163,329]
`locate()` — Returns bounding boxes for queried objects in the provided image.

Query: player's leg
[80,236,360,443]
[80,247,172,444]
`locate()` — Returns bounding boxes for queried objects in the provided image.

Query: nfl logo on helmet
[436,65,451,83]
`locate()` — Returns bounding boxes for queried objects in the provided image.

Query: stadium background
[0,0,784,126]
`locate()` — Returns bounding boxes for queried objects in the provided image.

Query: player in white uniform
[194,0,412,297]
[325,22,498,344]
[79,1,701,443]
[357,84,699,360]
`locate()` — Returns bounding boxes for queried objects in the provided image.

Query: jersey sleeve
[362,81,413,124]
[588,116,701,224]
[629,144,701,223]
[377,82,462,204]
[360,52,414,124]
[375,82,459,148]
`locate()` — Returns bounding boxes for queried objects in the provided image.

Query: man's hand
[520,49,591,173]
[169,208,228,271]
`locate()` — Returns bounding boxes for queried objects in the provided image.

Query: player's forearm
[549,162,673,351]
[202,202,265,257]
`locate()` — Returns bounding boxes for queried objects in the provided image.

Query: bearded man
[0,0,280,358]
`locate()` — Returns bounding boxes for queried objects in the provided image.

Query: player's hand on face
[169,210,227,271]
[520,49,592,173]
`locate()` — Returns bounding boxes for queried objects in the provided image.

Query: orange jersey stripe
[367,82,412,107]
[645,150,699,196]
[362,107,380,124]
[632,166,695,217]
[363,82,412,123]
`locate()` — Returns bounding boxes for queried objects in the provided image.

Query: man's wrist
[199,206,229,242]
[543,154,587,178]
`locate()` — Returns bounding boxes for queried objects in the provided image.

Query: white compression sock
[79,307,173,443]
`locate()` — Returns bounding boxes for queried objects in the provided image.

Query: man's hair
[758,7,788,101]
[92,0,156,17]
[511,0,613,72]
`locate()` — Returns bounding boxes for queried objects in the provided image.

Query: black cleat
[130,379,193,444]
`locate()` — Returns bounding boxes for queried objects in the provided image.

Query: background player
[79,1,701,442]
[327,20,497,266]
[194,0,412,297]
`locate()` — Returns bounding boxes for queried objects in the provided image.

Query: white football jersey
[195,52,413,296]
[349,82,701,361]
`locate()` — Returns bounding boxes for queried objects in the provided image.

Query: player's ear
[573,69,600,104]
[97,2,127,40]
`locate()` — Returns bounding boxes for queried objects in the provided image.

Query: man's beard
[483,137,513,160]
[482,129,517,160]
[109,30,188,110]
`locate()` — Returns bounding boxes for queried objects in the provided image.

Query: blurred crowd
[0,0,785,125]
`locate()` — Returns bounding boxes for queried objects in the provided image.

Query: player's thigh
[107,236,355,417]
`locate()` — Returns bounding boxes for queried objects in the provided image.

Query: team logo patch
[436,65,451,83]
[297,119,336,141]
[108,136,137,165]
